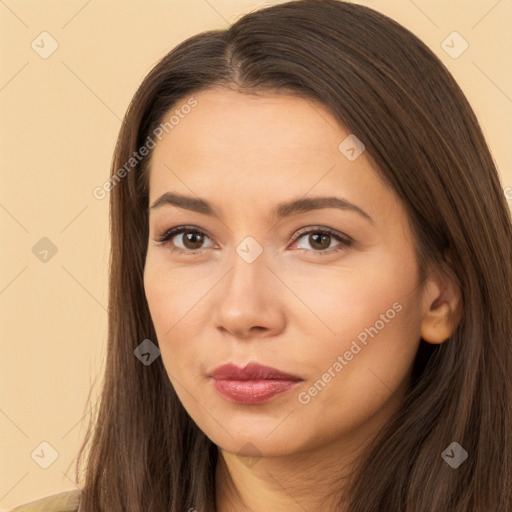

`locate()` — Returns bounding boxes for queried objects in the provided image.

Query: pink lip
[209,362,303,405]
[209,362,302,381]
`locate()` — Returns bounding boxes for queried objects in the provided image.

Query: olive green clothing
[4,489,80,512]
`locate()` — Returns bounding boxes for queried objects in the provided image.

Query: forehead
[148,88,400,225]
[152,88,344,162]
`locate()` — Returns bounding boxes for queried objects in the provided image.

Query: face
[143,88,427,460]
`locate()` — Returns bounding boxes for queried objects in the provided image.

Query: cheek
[312,307,421,440]
[143,256,180,343]
[287,251,418,348]
[143,255,213,377]
[291,252,422,406]
[143,251,208,332]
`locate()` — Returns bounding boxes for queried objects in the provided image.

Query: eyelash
[154,225,353,256]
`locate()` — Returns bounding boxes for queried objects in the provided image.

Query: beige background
[0,0,510,508]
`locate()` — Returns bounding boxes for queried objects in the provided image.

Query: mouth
[209,361,303,405]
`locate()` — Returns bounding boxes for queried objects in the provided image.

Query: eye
[155,226,214,253]
[154,225,353,255]
[291,226,353,255]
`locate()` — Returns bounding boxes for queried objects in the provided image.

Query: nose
[212,246,287,340]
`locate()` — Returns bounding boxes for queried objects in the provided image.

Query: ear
[420,261,462,345]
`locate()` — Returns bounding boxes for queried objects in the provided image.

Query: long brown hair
[75,1,512,510]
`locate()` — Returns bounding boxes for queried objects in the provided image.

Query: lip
[209,362,302,381]
[209,362,303,405]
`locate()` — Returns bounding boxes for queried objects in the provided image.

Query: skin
[143,88,461,511]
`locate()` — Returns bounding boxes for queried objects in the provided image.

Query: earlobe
[420,267,462,345]
[421,302,455,344]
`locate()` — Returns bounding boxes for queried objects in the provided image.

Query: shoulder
[3,489,81,512]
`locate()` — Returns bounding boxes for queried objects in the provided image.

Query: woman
[12,0,511,510]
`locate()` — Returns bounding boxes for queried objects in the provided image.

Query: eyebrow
[150,192,373,224]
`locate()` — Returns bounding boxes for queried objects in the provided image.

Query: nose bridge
[224,235,271,304]
[213,235,285,336]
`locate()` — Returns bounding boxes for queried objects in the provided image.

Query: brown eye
[307,232,332,250]
[292,227,353,255]
[156,226,213,253]
[181,231,206,250]
[156,225,352,256]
